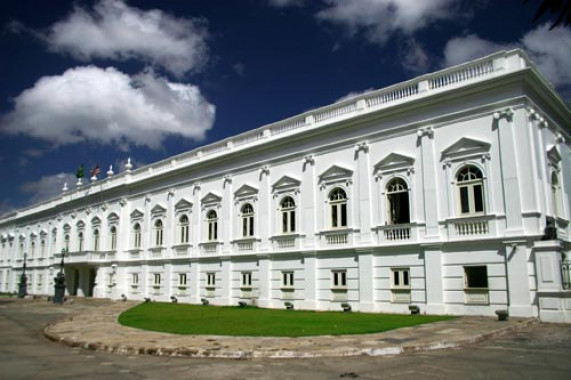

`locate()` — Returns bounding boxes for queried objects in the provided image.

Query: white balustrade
[429,60,494,90]
[326,233,348,245]
[454,218,489,236]
[384,226,412,241]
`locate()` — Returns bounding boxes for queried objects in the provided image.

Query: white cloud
[44,0,208,77]
[0,66,215,150]
[20,172,77,204]
[0,200,16,217]
[335,88,375,103]
[443,24,571,97]
[443,34,514,67]
[399,38,431,73]
[317,0,459,44]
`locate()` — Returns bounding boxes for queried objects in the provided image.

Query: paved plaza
[1,298,571,379]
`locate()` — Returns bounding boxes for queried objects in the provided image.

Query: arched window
[109,226,117,250]
[179,215,190,244]
[552,171,563,218]
[40,239,46,258]
[64,234,70,252]
[154,219,163,246]
[93,229,100,251]
[329,187,347,228]
[241,203,254,237]
[386,178,410,224]
[78,231,84,252]
[207,210,218,241]
[30,241,36,258]
[281,196,296,233]
[457,166,484,216]
[133,223,141,249]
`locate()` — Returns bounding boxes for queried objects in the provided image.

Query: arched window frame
[456,165,485,217]
[154,219,164,247]
[206,210,218,241]
[133,223,142,249]
[385,177,411,225]
[329,187,348,229]
[93,228,100,252]
[241,203,255,237]
[109,226,117,251]
[280,196,296,234]
[77,231,84,252]
[178,214,190,244]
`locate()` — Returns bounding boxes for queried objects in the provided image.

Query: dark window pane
[394,272,400,286]
[474,185,484,212]
[332,205,338,227]
[291,211,296,232]
[250,217,254,236]
[460,187,469,213]
[282,212,288,232]
[341,204,347,226]
[403,270,409,286]
[466,266,488,288]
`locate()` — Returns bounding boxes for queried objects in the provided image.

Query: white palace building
[1,49,571,322]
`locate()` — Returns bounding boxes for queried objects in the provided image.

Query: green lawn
[119,303,454,337]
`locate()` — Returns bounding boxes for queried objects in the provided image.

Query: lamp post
[53,248,67,304]
[18,253,28,298]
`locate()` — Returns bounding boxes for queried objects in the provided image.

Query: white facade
[1,49,571,322]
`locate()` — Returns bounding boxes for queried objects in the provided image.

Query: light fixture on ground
[18,253,28,298]
[53,248,67,304]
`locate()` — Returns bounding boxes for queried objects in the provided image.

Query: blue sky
[0,0,570,215]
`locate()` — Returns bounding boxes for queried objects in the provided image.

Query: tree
[525,0,571,29]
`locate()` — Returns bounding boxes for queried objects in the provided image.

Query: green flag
[76,164,85,179]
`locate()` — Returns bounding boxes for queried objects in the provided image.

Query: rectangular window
[241,272,252,287]
[391,268,410,289]
[332,205,338,227]
[473,185,484,212]
[153,273,161,286]
[207,272,216,287]
[332,270,347,288]
[132,273,139,285]
[282,271,294,288]
[179,273,187,286]
[464,266,488,288]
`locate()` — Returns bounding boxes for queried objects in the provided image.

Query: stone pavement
[37,298,538,359]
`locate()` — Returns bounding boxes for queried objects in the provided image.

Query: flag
[90,165,101,177]
[76,164,85,179]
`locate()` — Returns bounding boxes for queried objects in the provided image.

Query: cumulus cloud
[43,0,208,77]
[399,38,431,73]
[317,0,458,44]
[20,172,77,204]
[443,24,571,97]
[0,66,215,150]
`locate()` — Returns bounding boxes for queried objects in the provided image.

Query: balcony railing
[271,234,299,250]
[446,216,494,239]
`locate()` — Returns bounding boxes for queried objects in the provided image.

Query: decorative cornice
[416,126,434,139]
[493,107,514,121]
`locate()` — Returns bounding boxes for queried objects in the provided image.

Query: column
[423,245,445,314]
[223,176,233,254]
[355,143,373,245]
[302,156,317,248]
[494,108,524,235]
[418,127,440,240]
[259,166,271,251]
[302,252,318,309]
[357,249,375,312]
[504,241,535,317]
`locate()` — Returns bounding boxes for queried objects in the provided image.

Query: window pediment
[319,165,353,182]
[272,175,301,191]
[375,153,415,173]
[107,212,120,222]
[175,198,193,210]
[130,209,144,220]
[234,184,258,198]
[76,220,85,229]
[201,192,222,205]
[91,216,101,226]
[441,137,491,161]
[151,204,167,215]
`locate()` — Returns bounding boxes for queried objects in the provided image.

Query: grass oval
[119,303,454,337]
